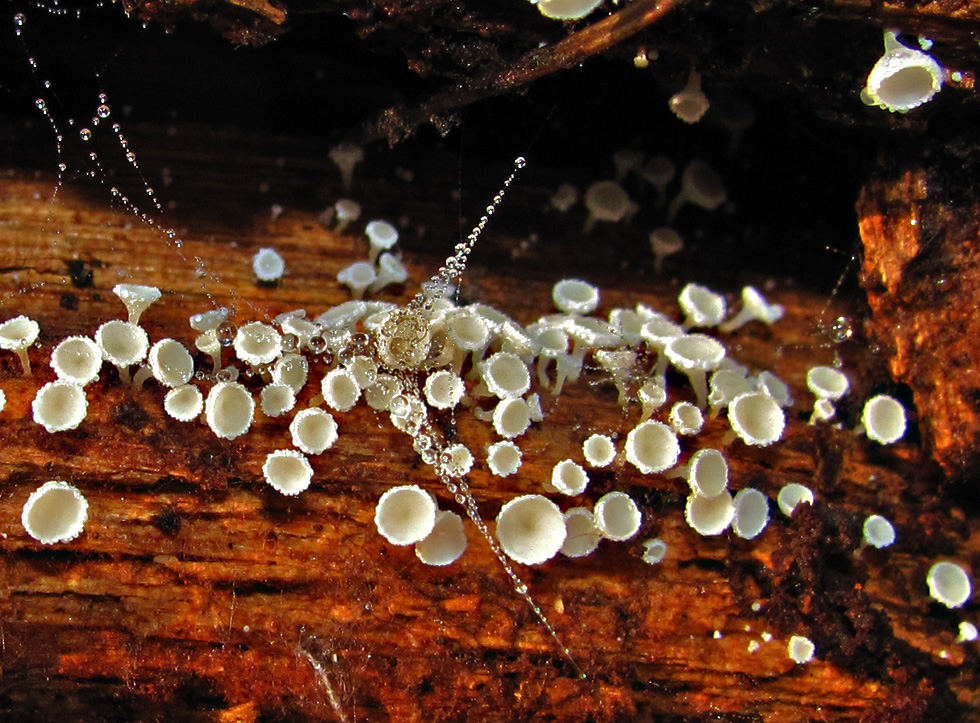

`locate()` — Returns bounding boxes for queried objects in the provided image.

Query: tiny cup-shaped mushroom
[447,310,492,375]
[442,443,474,478]
[678,283,727,330]
[608,308,645,347]
[709,368,752,415]
[670,401,704,436]
[582,434,616,468]
[666,159,727,224]
[260,383,296,417]
[611,148,644,183]
[333,198,362,233]
[195,329,222,373]
[337,261,377,300]
[551,459,589,496]
[776,482,814,517]
[189,307,229,333]
[535,0,604,21]
[649,227,684,275]
[583,180,631,234]
[364,219,399,264]
[861,394,907,444]
[552,278,600,316]
[487,440,522,477]
[732,487,770,540]
[148,338,195,388]
[252,247,286,283]
[233,321,281,367]
[863,30,943,113]
[806,365,850,401]
[375,485,438,546]
[164,384,204,422]
[112,283,161,324]
[927,561,972,609]
[364,373,401,411]
[479,351,531,399]
[626,420,680,474]
[493,397,532,439]
[680,448,729,498]
[754,370,794,408]
[728,391,785,446]
[549,183,579,213]
[594,491,642,542]
[685,490,735,536]
[368,252,409,294]
[638,378,668,422]
[32,381,88,433]
[273,353,309,395]
[95,319,149,383]
[423,370,465,410]
[204,381,255,440]
[665,333,727,409]
[641,155,676,207]
[321,368,361,413]
[21,480,88,544]
[561,507,601,558]
[719,286,784,333]
[787,635,816,665]
[496,494,566,565]
[289,407,339,455]
[642,538,668,564]
[415,510,468,566]
[50,336,102,386]
[0,315,40,375]
[328,143,364,194]
[862,514,896,549]
[262,449,314,496]
[669,70,709,124]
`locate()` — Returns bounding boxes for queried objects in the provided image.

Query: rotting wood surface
[0,124,977,722]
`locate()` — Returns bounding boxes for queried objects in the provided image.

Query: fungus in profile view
[337,261,377,300]
[549,183,579,213]
[665,333,727,408]
[112,283,161,324]
[561,507,601,558]
[582,180,630,234]
[50,336,102,386]
[649,227,684,274]
[678,283,727,330]
[862,30,943,113]
[369,252,409,294]
[719,286,784,332]
[374,485,438,546]
[262,449,314,496]
[328,143,364,193]
[594,491,642,541]
[641,155,675,208]
[777,483,814,517]
[669,70,710,124]
[252,247,286,283]
[0,315,40,374]
[415,510,468,566]
[666,160,727,224]
[552,278,600,316]
[364,220,399,264]
[927,561,972,609]
[495,494,566,565]
[332,198,362,233]
[32,381,88,433]
[21,480,89,544]
[95,319,149,383]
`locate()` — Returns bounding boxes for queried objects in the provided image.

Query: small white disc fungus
[685,449,729,498]
[321,368,361,412]
[375,485,438,546]
[669,70,710,124]
[443,443,474,477]
[495,494,566,565]
[262,449,314,496]
[666,160,727,224]
[551,459,590,496]
[685,491,735,536]
[204,381,255,440]
[732,488,770,540]
[787,635,816,665]
[665,333,727,408]
[364,219,399,264]
[32,381,88,432]
[583,180,630,233]
[50,336,102,386]
[861,394,907,445]
[0,314,40,373]
[728,391,785,446]
[148,338,194,388]
[709,368,752,411]
[594,491,642,541]
[493,397,531,439]
[164,384,204,422]
[260,383,296,417]
[927,561,972,609]
[112,283,161,324]
[642,538,668,565]
[649,227,684,274]
[862,514,896,549]
[21,480,89,544]
[370,252,409,294]
[234,321,281,366]
[415,510,468,566]
[479,352,531,399]
[958,622,978,643]
[678,283,727,329]
[289,407,339,455]
[638,378,668,421]
[252,247,286,282]
[487,441,522,477]
[777,483,814,517]
[552,278,600,316]
[720,286,784,332]
[96,319,149,369]
[806,366,850,401]
[273,353,309,394]
[365,374,401,411]
[755,371,794,408]
[625,420,680,474]
[534,0,603,21]
[337,261,377,300]
[670,401,705,436]
[333,198,361,232]
[582,434,616,468]
[560,507,601,558]
[864,31,943,113]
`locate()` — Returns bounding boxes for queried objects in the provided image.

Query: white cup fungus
[720,286,784,332]
[861,394,907,445]
[495,494,566,565]
[32,381,88,433]
[375,485,438,546]
[611,148,644,183]
[732,487,770,540]
[625,420,680,474]
[685,491,735,536]
[927,561,972,609]
[669,70,710,124]
[95,319,149,383]
[678,284,727,330]
[289,407,339,455]
[364,373,401,411]
[582,433,616,468]
[443,443,475,477]
[806,366,850,401]
[638,378,668,421]
[337,261,377,300]
[479,351,531,400]
[863,30,943,113]
[233,321,281,367]
[262,449,314,496]
[551,459,589,496]
[665,333,727,408]
[560,507,601,558]
[583,180,630,234]
[552,278,600,316]
[147,338,194,388]
[369,252,409,294]
[50,335,102,386]
[709,368,752,413]
[642,538,668,564]
[678,448,729,498]
[252,247,286,283]
[493,397,532,439]
[533,0,603,19]
[862,514,896,549]
[787,635,816,664]
[957,621,978,643]
[321,367,361,412]
[0,389,5,413]
[777,483,815,517]
[754,370,794,408]
[164,384,204,422]
[260,383,296,417]
[670,401,705,436]
[649,227,684,274]
[112,283,161,324]
[364,219,399,264]
[641,155,675,207]
[0,314,40,374]
[487,440,522,477]
[204,381,255,440]
[328,143,364,194]
[728,391,785,446]
[421,370,462,410]
[415,510,468,566]
[21,480,89,544]
[332,198,362,232]
[594,491,642,542]
[273,353,309,394]
[666,160,727,224]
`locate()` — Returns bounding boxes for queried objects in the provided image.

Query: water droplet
[125,151,136,163]
[308,335,327,354]
[515,156,526,169]
[58,163,66,172]
[97,104,110,118]
[79,128,92,141]
[14,13,26,26]
[280,333,299,353]
[35,98,46,110]
[216,321,237,346]
[830,316,853,343]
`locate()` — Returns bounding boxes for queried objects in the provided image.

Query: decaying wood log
[0,119,977,722]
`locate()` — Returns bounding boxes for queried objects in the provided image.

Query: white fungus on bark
[273,353,309,394]
[364,219,399,264]
[626,420,680,474]
[550,459,590,496]
[755,371,794,408]
[709,368,752,414]
[638,378,668,421]
[321,368,361,412]
[374,485,438,546]
[777,483,815,517]
[958,622,978,643]
[332,198,362,232]
[50,336,102,386]
[861,394,907,444]
[649,227,684,274]
[260,383,296,417]
[787,635,816,664]
[495,494,566,565]
[674,448,729,498]
[678,283,727,330]
[262,449,314,496]
[582,434,616,468]
[164,384,203,422]
[443,443,475,477]
[233,321,281,366]
[863,30,943,113]
[665,333,727,408]
[533,0,604,21]
[552,278,600,316]
[479,352,531,399]
[807,366,850,401]
[669,70,710,124]
[666,160,727,224]
[732,488,770,540]
[289,407,339,455]
[492,397,532,439]
[21,480,89,544]
[328,143,364,194]
[594,491,643,541]
[642,538,668,564]
[927,561,972,608]
[487,440,522,477]
[32,381,88,433]
[719,286,784,332]
[95,320,149,383]
[0,315,39,375]
[728,391,785,446]
[583,180,631,233]
[252,247,286,282]
[423,370,465,410]
[415,510,468,566]
[685,491,735,536]
[862,514,896,549]
[204,381,254,440]
[337,261,377,300]
[369,252,409,294]
[670,401,705,436]
[112,283,161,324]
[147,338,194,388]
[560,507,601,558]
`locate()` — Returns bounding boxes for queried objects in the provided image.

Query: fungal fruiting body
[787,635,816,664]
[862,514,896,549]
[777,483,815,517]
[560,507,601,558]
[641,538,668,564]
[863,30,943,113]
[204,381,255,440]
[732,488,769,540]
[415,510,468,566]
[252,247,286,283]
[50,336,102,386]
[861,394,907,444]
[32,381,88,432]
[112,283,161,324]
[927,561,972,609]
[533,0,604,21]
[21,480,89,544]
[594,491,642,542]
[262,450,314,496]
[669,70,709,124]
[374,485,438,546]
[495,494,566,565]
[0,315,39,374]
[625,420,680,474]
